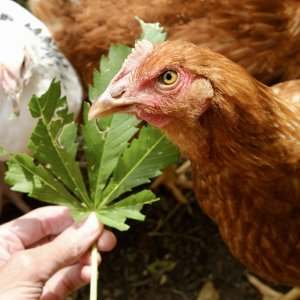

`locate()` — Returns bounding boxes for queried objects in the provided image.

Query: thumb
[19,213,102,282]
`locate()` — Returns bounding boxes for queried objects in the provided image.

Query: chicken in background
[88,40,300,300]
[0,0,83,212]
[28,0,300,86]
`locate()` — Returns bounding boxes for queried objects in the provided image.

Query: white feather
[0,0,83,159]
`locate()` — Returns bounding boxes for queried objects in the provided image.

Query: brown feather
[28,0,300,86]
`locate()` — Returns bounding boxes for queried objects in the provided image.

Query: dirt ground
[1,186,290,300]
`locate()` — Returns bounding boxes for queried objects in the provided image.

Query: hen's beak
[0,65,22,115]
[88,90,137,120]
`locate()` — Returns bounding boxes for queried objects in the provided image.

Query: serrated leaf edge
[34,97,91,205]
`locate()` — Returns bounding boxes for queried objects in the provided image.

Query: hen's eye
[157,70,178,85]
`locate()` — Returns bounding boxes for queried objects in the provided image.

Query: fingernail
[78,213,101,238]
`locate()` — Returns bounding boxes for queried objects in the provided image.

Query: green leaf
[82,104,140,206]
[28,81,91,205]
[96,210,130,231]
[96,190,159,231]
[135,16,167,44]
[58,123,78,158]
[5,154,80,207]
[5,19,178,233]
[110,189,158,218]
[101,125,180,207]
[89,44,132,100]
[29,80,62,120]
[70,209,89,222]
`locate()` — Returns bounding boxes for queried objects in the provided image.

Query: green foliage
[101,125,179,206]
[89,45,131,101]
[5,19,179,231]
[6,154,79,207]
[135,17,167,44]
[81,104,140,205]
[28,82,90,205]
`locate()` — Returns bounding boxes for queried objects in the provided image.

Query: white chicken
[0,0,83,212]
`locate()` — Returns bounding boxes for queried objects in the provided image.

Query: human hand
[0,206,116,300]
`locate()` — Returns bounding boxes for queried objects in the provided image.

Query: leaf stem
[90,243,99,300]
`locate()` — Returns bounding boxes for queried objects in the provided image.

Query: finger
[0,215,102,296]
[80,264,93,282]
[18,213,103,281]
[80,249,101,265]
[1,206,73,248]
[98,229,117,252]
[41,263,91,300]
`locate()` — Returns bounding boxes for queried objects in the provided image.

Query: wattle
[136,111,171,128]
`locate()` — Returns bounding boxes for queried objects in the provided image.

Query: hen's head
[89,40,220,127]
[88,39,262,126]
[0,22,35,114]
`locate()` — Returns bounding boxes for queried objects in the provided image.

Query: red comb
[114,40,153,81]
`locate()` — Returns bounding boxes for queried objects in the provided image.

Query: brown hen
[28,0,300,86]
[88,40,300,297]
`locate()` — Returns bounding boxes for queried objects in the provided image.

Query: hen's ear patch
[115,40,153,80]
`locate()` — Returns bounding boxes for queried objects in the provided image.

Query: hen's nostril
[113,90,126,99]
[110,84,127,99]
